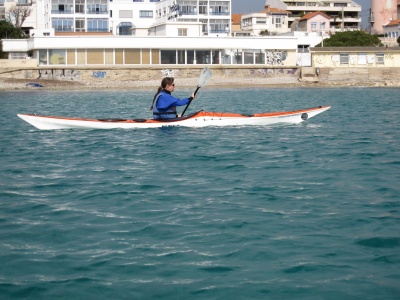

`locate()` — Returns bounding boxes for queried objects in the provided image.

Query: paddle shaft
[181,86,200,117]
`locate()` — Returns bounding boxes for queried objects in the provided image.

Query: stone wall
[0,64,301,82]
[316,67,400,85]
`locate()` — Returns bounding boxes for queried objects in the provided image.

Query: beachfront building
[40,0,232,37]
[264,0,362,32]
[2,34,300,66]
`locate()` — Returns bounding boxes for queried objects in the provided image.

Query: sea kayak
[17,106,330,130]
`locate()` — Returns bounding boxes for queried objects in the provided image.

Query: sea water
[0,87,399,299]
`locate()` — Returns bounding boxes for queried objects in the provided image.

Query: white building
[265,0,362,32]
[1,0,327,67]
[12,0,230,37]
[240,5,291,36]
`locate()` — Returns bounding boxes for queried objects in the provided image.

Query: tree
[7,5,32,29]
[315,31,383,47]
[259,30,269,36]
[397,36,400,46]
[0,20,26,58]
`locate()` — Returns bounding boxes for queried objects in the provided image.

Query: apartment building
[370,0,399,35]
[6,0,230,37]
[265,0,362,32]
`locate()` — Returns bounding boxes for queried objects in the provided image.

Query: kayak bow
[17,106,331,130]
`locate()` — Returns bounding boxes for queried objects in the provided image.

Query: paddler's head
[161,77,175,92]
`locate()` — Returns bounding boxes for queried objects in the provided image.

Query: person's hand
[191,92,195,99]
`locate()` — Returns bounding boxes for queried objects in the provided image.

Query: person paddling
[150,77,195,119]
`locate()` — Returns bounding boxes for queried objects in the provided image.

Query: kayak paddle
[181,67,212,117]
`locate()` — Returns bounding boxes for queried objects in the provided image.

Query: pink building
[296,12,331,33]
[370,0,400,34]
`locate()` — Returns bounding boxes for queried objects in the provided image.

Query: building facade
[370,0,400,35]
[1,0,232,37]
[240,6,291,36]
[265,0,362,32]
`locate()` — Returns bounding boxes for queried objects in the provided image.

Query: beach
[1,76,400,91]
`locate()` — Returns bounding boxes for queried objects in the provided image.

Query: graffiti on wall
[250,68,297,76]
[38,69,81,80]
[92,71,106,78]
[266,51,287,65]
[161,69,178,77]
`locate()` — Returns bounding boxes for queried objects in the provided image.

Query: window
[209,19,229,33]
[340,53,349,65]
[52,18,73,32]
[10,52,28,59]
[75,0,84,13]
[376,53,384,65]
[75,19,85,32]
[275,17,282,28]
[49,49,66,65]
[161,50,176,64]
[0,8,5,20]
[199,1,207,14]
[87,0,107,14]
[210,1,229,15]
[87,18,108,32]
[178,28,188,36]
[320,22,326,30]
[140,10,153,18]
[51,0,73,14]
[117,22,132,35]
[311,22,317,31]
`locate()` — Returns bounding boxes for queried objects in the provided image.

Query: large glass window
[87,18,108,32]
[196,50,210,64]
[180,1,197,15]
[52,18,73,32]
[233,49,242,64]
[75,19,85,32]
[209,19,229,33]
[209,1,229,15]
[161,50,176,64]
[75,0,85,14]
[87,0,107,14]
[199,1,207,14]
[187,50,195,64]
[38,49,48,65]
[51,0,73,14]
[49,49,66,65]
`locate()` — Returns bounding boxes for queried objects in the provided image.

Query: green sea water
[1,87,399,299]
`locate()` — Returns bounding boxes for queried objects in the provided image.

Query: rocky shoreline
[1,77,400,91]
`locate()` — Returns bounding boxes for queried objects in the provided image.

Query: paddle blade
[198,67,212,87]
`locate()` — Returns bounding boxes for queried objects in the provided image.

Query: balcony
[17,0,32,6]
[87,9,108,14]
[51,10,73,14]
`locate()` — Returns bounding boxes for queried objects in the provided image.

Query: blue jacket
[153,90,193,119]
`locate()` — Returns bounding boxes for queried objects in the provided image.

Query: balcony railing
[87,28,109,32]
[209,12,230,16]
[51,10,73,14]
[17,0,32,6]
[87,9,108,14]
[54,26,73,32]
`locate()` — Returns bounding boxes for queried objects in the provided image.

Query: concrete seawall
[1,63,400,89]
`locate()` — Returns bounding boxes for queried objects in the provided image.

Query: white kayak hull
[17,106,331,130]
